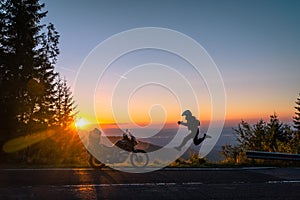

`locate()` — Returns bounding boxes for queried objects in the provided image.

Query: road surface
[0,167,299,199]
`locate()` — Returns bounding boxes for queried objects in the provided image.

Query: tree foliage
[0,0,75,136]
[52,75,77,129]
[292,93,300,153]
[293,93,300,132]
[0,0,78,164]
[221,113,299,164]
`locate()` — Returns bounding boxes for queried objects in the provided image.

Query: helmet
[182,110,192,116]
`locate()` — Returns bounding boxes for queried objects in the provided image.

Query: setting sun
[75,118,90,129]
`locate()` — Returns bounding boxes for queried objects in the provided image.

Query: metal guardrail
[246,150,300,161]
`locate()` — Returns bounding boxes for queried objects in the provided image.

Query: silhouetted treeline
[0,0,77,164]
[221,94,300,164]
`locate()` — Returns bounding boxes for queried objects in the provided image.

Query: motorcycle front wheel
[88,155,105,168]
[130,149,149,168]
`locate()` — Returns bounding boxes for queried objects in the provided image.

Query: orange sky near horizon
[77,92,297,127]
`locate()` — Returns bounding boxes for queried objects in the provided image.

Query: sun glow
[75,118,90,129]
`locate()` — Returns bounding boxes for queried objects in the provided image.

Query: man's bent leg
[193,129,206,145]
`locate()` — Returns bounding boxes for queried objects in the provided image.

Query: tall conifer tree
[0,0,75,138]
[293,93,300,132]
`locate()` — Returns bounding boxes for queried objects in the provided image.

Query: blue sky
[41,0,300,123]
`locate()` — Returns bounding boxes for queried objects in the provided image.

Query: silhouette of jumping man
[175,110,206,151]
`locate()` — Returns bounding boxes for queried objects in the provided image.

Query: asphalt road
[0,167,299,200]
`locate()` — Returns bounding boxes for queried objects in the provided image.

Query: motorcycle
[88,130,149,168]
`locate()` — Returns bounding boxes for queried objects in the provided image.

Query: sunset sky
[41,0,300,126]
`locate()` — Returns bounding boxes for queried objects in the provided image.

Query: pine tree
[0,0,74,136]
[29,23,60,131]
[293,93,300,132]
[292,93,300,153]
[0,0,79,164]
[53,76,77,129]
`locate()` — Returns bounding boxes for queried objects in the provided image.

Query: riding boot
[193,128,206,145]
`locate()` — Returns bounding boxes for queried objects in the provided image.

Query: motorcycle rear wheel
[130,149,149,168]
[89,155,105,168]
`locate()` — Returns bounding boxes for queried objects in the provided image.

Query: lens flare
[2,129,55,153]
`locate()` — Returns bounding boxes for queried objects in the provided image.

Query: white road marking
[267,180,300,184]
[42,180,300,188]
